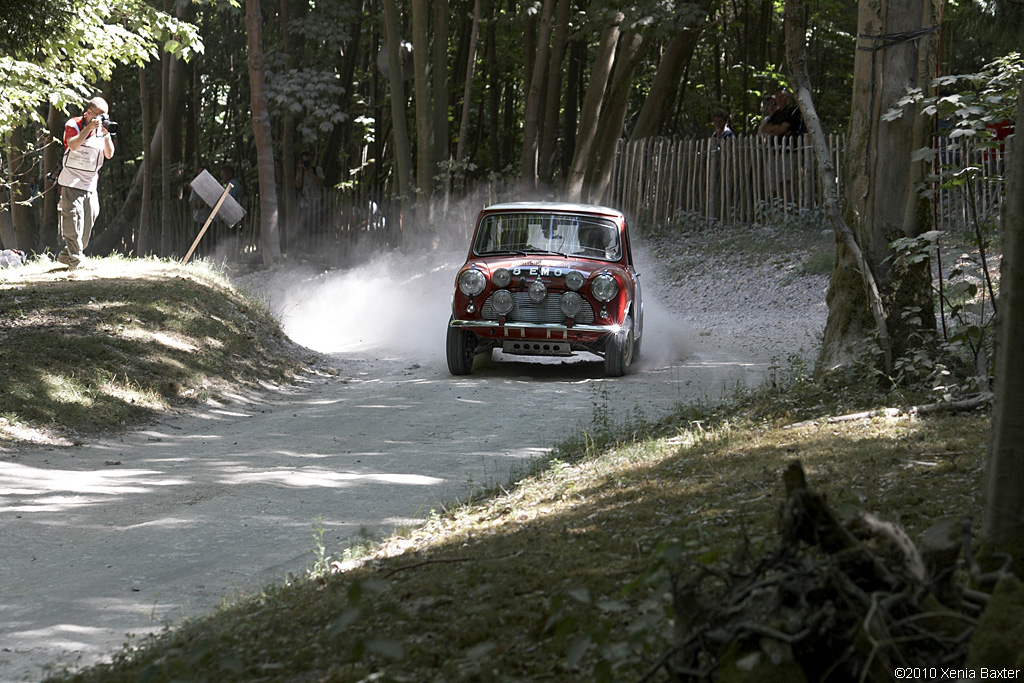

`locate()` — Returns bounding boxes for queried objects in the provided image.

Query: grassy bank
[0,256,312,446]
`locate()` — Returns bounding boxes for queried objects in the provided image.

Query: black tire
[446,320,476,375]
[604,316,635,377]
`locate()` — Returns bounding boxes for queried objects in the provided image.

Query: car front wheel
[446,319,476,375]
[604,316,634,377]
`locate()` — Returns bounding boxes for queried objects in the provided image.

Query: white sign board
[189,169,245,227]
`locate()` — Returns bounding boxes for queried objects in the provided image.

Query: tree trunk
[279,0,297,254]
[160,0,173,257]
[561,37,584,180]
[321,1,358,186]
[138,64,154,255]
[42,104,61,251]
[630,25,706,141]
[565,12,622,203]
[245,0,282,265]
[818,0,938,372]
[784,0,891,372]
[982,81,1024,545]
[432,0,450,171]
[584,30,645,205]
[521,0,555,194]
[382,0,414,234]
[485,0,500,171]
[455,0,481,168]
[7,127,37,250]
[538,0,569,185]
[91,44,188,256]
[411,0,433,200]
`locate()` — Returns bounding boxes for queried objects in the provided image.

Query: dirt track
[0,245,826,681]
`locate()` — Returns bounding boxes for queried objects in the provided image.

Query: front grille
[482,291,595,324]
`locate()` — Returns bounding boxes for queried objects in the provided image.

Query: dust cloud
[273,249,461,363]
[631,243,696,369]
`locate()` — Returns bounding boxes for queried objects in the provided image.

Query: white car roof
[481,201,625,220]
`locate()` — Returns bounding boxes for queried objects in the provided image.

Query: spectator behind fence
[759,88,804,204]
[295,152,326,235]
[712,112,735,140]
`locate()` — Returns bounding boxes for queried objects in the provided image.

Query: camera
[97,113,118,136]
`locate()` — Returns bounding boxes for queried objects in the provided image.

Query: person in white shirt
[56,96,115,270]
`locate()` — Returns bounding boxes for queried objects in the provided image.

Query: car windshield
[473,212,621,261]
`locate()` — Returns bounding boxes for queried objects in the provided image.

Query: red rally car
[447,202,644,377]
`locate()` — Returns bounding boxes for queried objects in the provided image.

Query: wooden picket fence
[173,133,1010,262]
[932,139,1011,233]
[607,133,1011,232]
[607,134,842,225]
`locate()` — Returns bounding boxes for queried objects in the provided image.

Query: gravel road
[0,231,827,681]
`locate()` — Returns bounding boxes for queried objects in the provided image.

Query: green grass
[0,255,310,444]
[800,246,835,275]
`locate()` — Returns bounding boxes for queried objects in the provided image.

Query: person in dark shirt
[759,88,804,204]
[759,88,804,138]
[712,112,735,140]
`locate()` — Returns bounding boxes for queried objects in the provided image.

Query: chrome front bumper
[449,319,619,337]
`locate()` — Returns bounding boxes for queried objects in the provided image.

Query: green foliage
[0,0,203,135]
[265,69,348,142]
[887,53,1022,144]
[886,229,996,397]
[941,0,1024,74]
[0,0,73,57]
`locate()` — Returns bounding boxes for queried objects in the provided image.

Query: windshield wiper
[529,249,570,258]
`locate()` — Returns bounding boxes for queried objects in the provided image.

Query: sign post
[182,170,246,265]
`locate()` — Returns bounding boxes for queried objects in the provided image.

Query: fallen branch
[783,394,991,430]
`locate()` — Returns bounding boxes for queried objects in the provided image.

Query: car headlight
[591,273,618,302]
[565,270,584,291]
[560,292,584,318]
[492,268,511,288]
[458,268,486,296]
[528,280,547,303]
[491,289,514,315]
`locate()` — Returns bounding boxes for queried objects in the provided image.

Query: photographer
[56,96,116,270]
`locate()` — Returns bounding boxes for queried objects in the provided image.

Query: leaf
[911,147,937,163]
[596,599,630,613]
[565,635,592,669]
[465,641,495,660]
[328,607,362,635]
[365,638,405,660]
